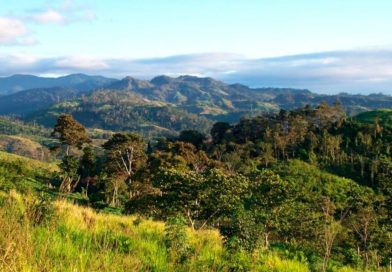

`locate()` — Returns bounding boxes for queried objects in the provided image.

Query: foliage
[1,102,392,271]
[164,216,194,266]
[51,113,90,152]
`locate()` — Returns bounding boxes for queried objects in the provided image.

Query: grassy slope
[354,109,392,128]
[0,151,58,172]
[0,190,317,272]
[0,135,49,160]
[0,152,373,272]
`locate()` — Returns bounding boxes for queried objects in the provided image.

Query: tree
[210,122,231,144]
[79,145,96,197]
[178,130,206,149]
[51,114,90,155]
[152,167,202,228]
[319,196,352,272]
[348,205,378,269]
[151,168,249,230]
[247,169,289,249]
[256,142,276,167]
[58,155,80,193]
[103,133,147,199]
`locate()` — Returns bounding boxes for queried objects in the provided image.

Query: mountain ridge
[0,73,117,95]
[1,74,392,136]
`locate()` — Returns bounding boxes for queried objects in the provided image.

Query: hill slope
[26,89,213,136]
[0,87,80,115]
[2,74,392,135]
[0,74,116,95]
[0,151,367,272]
[354,109,392,128]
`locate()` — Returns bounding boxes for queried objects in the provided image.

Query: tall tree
[79,145,96,197]
[51,114,90,155]
[178,130,206,150]
[103,133,147,199]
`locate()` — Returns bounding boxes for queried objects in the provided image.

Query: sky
[1,0,392,94]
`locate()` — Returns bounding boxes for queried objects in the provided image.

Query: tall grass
[0,151,384,271]
[0,191,225,271]
[0,190,377,272]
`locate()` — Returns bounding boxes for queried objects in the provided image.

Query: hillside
[354,109,392,128]
[1,189,318,272]
[1,103,391,271]
[0,117,50,137]
[0,74,116,95]
[0,151,376,272]
[26,89,214,136]
[0,75,381,136]
[104,75,392,116]
[0,87,80,115]
[0,135,49,160]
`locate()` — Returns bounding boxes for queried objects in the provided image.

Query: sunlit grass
[0,190,376,272]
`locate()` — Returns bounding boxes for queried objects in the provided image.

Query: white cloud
[28,1,97,25]
[31,9,65,24]
[55,56,108,69]
[0,17,28,44]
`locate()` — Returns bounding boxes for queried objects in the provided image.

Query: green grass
[0,191,376,271]
[0,151,58,198]
[354,109,392,128]
[0,191,225,271]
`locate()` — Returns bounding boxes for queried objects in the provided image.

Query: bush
[24,195,55,226]
[164,215,194,265]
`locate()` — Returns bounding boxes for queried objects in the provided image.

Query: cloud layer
[0,17,29,45]
[1,50,392,94]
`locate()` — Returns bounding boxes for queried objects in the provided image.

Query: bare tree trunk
[111,180,119,207]
[264,232,270,249]
[186,209,195,230]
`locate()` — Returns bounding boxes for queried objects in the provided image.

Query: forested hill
[0,87,80,115]
[0,74,392,136]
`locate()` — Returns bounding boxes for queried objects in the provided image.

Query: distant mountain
[105,75,306,115]
[271,92,392,115]
[25,89,213,137]
[0,74,116,95]
[1,74,392,136]
[104,75,392,116]
[0,87,79,115]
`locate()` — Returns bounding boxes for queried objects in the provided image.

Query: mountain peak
[107,76,152,90]
[176,75,225,88]
[150,75,174,85]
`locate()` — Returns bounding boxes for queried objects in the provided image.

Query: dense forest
[3,102,385,271]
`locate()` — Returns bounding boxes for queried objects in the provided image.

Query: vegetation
[1,75,391,136]
[0,135,49,160]
[0,102,391,271]
[26,89,214,137]
[355,109,392,129]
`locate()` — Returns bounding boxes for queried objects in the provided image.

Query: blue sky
[1,0,392,93]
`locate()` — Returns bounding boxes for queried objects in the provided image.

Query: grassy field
[0,151,384,272]
[0,190,328,272]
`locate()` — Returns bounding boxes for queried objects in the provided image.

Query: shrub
[164,215,194,265]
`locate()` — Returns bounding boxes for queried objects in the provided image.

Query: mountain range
[0,73,392,136]
[0,74,116,95]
